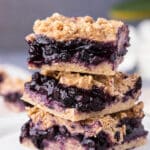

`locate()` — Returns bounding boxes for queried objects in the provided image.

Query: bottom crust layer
[30,62,115,76]
[21,135,147,150]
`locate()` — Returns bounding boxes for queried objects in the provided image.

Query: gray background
[0,1,149,86]
[0,0,122,50]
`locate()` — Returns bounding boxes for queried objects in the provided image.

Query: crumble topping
[117,101,144,119]
[27,13,124,42]
[27,102,143,139]
[44,72,140,95]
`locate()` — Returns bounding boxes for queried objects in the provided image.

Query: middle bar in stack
[22,71,141,121]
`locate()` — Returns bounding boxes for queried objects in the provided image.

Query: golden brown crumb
[114,102,144,119]
[42,72,140,96]
[27,13,124,42]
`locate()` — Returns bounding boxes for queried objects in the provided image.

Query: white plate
[0,116,149,149]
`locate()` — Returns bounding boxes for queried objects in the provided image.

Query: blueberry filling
[4,92,31,108]
[20,120,113,150]
[25,72,141,112]
[124,77,142,100]
[118,118,148,142]
[27,35,128,67]
[114,131,120,142]
[20,117,147,150]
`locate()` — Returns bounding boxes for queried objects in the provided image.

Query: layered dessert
[20,102,148,150]
[0,69,30,112]
[26,13,129,75]
[20,13,147,150]
[22,72,141,121]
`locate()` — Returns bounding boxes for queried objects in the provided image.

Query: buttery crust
[30,62,115,76]
[26,13,124,42]
[22,92,141,121]
[21,135,147,150]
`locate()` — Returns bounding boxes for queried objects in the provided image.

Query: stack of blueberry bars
[20,13,148,150]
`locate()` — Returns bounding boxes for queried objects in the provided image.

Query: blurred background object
[0,0,123,50]
[0,0,149,83]
[110,0,150,21]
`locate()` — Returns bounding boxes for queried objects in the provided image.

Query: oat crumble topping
[43,72,140,95]
[27,13,124,42]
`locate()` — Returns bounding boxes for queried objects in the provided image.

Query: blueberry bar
[20,102,148,150]
[26,13,129,75]
[22,72,141,121]
[0,69,30,112]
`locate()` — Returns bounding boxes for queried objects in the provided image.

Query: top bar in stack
[26,13,129,75]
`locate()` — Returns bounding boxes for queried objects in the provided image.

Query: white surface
[0,116,149,150]
[0,113,28,138]
[0,132,27,150]
[0,97,23,118]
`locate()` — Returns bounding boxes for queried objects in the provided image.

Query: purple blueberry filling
[25,72,141,112]
[123,77,142,102]
[27,33,129,67]
[4,92,31,108]
[20,120,114,150]
[118,118,148,142]
[20,117,147,150]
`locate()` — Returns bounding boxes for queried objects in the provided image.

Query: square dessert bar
[20,102,148,150]
[0,69,30,112]
[26,13,129,75]
[22,71,141,121]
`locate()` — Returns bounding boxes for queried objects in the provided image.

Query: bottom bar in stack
[20,102,148,150]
